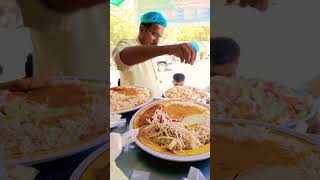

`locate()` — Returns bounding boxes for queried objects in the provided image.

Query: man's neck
[137,36,144,45]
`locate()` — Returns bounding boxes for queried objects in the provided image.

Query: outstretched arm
[120,43,197,66]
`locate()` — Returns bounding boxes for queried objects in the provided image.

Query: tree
[110,6,137,47]
[110,5,210,46]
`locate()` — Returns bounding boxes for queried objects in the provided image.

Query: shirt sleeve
[112,39,135,71]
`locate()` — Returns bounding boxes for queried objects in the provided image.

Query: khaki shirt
[113,39,161,97]
[16,0,107,80]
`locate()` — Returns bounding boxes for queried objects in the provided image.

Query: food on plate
[110,86,152,113]
[213,123,320,180]
[135,100,210,154]
[212,76,314,125]
[165,86,209,102]
[0,79,105,160]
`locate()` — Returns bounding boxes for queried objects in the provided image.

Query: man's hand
[226,0,269,12]
[39,0,106,14]
[168,43,197,65]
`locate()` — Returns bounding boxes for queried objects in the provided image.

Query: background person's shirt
[16,0,107,80]
[112,39,161,97]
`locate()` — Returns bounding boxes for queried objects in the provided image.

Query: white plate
[2,77,107,165]
[69,144,107,180]
[128,99,210,162]
[110,86,153,114]
[212,118,320,145]
[5,134,108,166]
[163,86,209,104]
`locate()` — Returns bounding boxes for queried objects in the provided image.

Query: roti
[0,79,106,160]
[165,86,208,102]
[110,86,152,113]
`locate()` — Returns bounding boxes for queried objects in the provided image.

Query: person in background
[172,73,185,86]
[211,37,240,77]
[113,11,197,97]
[0,65,3,76]
[16,0,107,79]
[0,0,107,90]
[25,53,33,78]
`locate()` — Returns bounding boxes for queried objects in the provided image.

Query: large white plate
[2,76,107,165]
[69,144,107,180]
[128,99,210,162]
[214,97,320,129]
[5,135,108,166]
[110,86,153,114]
[163,86,209,104]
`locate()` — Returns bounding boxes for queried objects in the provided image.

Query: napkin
[6,165,39,180]
[110,129,140,180]
[0,145,39,180]
[110,114,126,128]
[131,170,150,180]
[183,166,207,180]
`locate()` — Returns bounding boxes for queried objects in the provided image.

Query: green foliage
[110,6,210,46]
[110,7,138,46]
[164,25,210,42]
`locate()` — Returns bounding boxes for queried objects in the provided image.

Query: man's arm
[39,0,106,13]
[120,43,196,66]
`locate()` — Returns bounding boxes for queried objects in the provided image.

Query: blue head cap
[140,12,167,28]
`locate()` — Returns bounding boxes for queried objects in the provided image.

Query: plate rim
[5,134,108,166]
[128,99,210,162]
[69,144,107,180]
[163,86,209,103]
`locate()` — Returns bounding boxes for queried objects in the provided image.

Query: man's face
[211,60,239,77]
[173,80,184,86]
[140,24,164,46]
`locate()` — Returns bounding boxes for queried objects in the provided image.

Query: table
[112,99,210,180]
[33,144,103,180]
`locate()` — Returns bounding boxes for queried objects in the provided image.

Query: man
[211,37,240,77]
[173,73,185,86]
[113,12,197,97]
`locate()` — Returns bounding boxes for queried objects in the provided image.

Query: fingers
[172,43,197,65]
[181,43,197,65]
[188,44,196,65]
